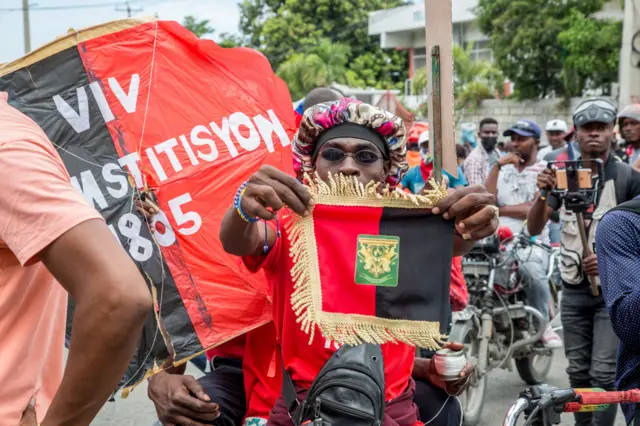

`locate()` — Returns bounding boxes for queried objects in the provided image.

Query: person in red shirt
[144,87,346,426]
[220,99,499,425]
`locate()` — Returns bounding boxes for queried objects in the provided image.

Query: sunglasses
[320,147,382,164]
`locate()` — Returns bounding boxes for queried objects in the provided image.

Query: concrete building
[368,0,624,80]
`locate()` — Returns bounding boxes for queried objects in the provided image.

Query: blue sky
[0,0,241,64]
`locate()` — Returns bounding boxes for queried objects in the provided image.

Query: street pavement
[92,351,626,426]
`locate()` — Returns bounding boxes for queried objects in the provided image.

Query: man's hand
[413,342,472,396]
[135,197,159,220]
[432,185,498,240]
[583,254,599,277]
[498,153,522,168]
[148,371,220,426]
[537,168,556,192]
[242,165,314,220]
[19,401,37,426]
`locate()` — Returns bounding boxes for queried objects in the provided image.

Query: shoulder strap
[615,161,633,205]
[279,345,302,424]
[610,198,640,215]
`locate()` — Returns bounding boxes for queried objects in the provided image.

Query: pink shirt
[0,92,103,424]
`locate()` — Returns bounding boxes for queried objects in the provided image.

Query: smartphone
[578,169,592,189]
[556,169,568,190]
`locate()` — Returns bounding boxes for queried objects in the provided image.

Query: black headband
[312,122,389,162]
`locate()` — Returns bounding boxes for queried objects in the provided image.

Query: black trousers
[197,358,246,426]
[414,378,462,426]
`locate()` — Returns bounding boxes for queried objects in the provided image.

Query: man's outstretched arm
[0,138,151,426]
[219,166,313,257]
[40,219,152,425]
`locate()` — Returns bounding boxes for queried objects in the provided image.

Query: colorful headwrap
[292,98,408,188]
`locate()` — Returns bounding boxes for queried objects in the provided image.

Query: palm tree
[277,39,361,99]
[412,43,505,111]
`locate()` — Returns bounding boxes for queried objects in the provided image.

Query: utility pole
[116,1,143,18]
[618,0,640,108]
[424,0,457,181]
[22,0,30,53]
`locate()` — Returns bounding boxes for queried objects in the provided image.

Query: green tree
[276,39,362,99]
[558,10,622,96]
[476,0,607,99]
[182,15,242,47]
[217,33,243,48]
[238,0,410,90]
[182,15,215,38]
[412,43,505,111]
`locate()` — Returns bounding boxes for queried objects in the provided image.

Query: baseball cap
[503,119,542,139]
[618,104,640,124]
[418,130,429,144]
[564,125,576,142]
[546,119,568,133]
[573,99,617,126]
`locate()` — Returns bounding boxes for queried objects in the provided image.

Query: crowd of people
[3,81,640,426]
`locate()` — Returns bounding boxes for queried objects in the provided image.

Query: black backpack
[281,343,385,426]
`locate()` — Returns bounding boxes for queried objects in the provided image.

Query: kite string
[116,17,167,394]
[129,16,160,216]
[49,140,130,175]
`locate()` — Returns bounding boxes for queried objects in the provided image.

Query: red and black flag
[288,175,454,349]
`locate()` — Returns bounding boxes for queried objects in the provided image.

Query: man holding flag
[220,98,499,425]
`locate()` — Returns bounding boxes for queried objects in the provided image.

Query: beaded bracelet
[234,182,259,223]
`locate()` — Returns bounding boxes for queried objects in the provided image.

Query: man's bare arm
[527,197,554,236]
[527,168,557,236]
[39,219,152,426]
[499,202,533,220]
[220,206,274,257]
[220,166,312,258]
[484,164,501,197]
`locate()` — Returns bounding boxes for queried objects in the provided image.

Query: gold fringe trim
[304,172,448,208]
[288,173,448,350]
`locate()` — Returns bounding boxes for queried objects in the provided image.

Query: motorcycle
[451,229,559,426]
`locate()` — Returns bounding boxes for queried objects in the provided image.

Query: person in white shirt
[485,119,563,349]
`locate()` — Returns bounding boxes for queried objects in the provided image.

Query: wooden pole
[431,46,442,183]
[576,213,599,296]
[425,0,457,181]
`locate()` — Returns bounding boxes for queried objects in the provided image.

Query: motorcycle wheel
[515,351,553,385]
[450,321,487,426]
[515,309,554,385]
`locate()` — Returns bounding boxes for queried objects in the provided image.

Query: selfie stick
[576,213,599,297]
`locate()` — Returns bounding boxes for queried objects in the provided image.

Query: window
[413,10,424,21]
[414,47,426,56]
[464,40,494,62]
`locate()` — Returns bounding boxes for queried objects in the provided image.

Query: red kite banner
[0,18,295,382]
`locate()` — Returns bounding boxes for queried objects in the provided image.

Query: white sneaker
[541,326,563,349]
